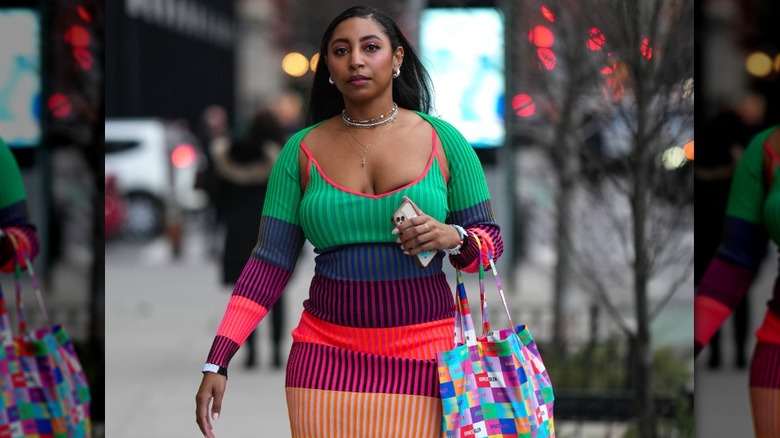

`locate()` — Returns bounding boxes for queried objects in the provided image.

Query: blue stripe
[314,243,443,281]
[252,216,305,271]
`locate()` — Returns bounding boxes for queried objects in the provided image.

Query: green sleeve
[725,126,773,224]
[0,139,27,209]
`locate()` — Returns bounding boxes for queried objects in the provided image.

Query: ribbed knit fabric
[0,139,39,272]
[696,126,780,436]
[749,342,780,438]
[205,112,503,436]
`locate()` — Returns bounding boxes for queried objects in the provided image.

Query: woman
[195,6,503,437]
[0,138,39,271]
[695,124,780,436]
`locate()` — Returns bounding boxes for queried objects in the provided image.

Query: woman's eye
[365,44,380,52]
[333,47,348,55]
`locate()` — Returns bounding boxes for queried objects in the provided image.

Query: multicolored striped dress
[0,139,39,272]
[205,112,503,437]
[695,125,780,436]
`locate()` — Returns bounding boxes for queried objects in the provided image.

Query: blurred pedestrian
[695,124,780,436]
[195,105,231,258]
[213,106,284,369]
[195,6,504,437]
[0,138,39,271]
[696,89,767,369]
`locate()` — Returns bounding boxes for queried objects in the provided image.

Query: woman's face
[326,17,403,100]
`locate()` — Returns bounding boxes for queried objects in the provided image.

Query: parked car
[104,173,125,240]
[104,118,207,241]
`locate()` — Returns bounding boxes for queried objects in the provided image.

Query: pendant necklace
[343,117,396,169]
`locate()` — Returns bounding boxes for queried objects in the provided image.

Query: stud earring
[392,68,400,79]
[329,76,335,84]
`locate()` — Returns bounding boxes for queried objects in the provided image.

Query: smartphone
[391,198,436,268]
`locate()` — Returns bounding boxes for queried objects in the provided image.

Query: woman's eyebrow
[330,35,383,46]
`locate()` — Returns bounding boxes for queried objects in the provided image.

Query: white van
[105,119,207,241]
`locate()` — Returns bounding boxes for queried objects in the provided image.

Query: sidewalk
[105,237,301,437]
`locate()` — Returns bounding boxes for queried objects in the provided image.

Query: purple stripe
[303,274,453,328]
[233,259,292,309]
[206,335,240,368]
[697,257,756,309]
[285,342,439,398]
[750,342,780,389]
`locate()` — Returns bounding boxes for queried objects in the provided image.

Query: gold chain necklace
[343,118,396,169]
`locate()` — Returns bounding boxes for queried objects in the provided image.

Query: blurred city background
[103,0,696,437]
[0,0,104,436]
[696,0,780,437]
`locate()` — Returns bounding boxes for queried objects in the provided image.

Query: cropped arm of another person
[0,139,39,271]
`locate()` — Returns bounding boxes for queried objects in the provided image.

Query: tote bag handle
[453,233,517,346]
[6,233,52,335]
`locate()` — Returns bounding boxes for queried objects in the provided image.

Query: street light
[282,52,309,77]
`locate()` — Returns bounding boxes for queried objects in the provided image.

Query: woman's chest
[299,169,449,249]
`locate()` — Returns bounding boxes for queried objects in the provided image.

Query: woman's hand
[195,372,227,438]
[391,197,461,255]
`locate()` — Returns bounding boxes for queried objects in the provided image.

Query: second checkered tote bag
[436,236,555,438]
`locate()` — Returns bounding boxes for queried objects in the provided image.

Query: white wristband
[442,224,467,255]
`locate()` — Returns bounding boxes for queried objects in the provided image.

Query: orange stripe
[215,296,268,345]
[750,387,780,437]
[291,311,454,360]
[286,388,441,437]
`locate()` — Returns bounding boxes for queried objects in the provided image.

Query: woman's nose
[349,51,364,69]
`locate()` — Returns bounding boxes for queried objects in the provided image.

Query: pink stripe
[694,295,731,347]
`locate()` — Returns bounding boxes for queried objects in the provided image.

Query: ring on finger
[424,224,429,232]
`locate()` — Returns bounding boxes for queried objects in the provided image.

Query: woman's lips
[348,76,369,86]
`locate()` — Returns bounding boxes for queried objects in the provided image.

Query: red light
[64,25,90,48]
[48,93,72,118]
[77,6,92,23]
[604,77,624,100]
[172,144,197,169]
[587,28,605,51]
[641,38,653,60]
[512,94,536,117]
[529,25,554,48]
[537,48,557,70]
[541,6,555,22]
[600,66,613,75]
[73,48,93,70]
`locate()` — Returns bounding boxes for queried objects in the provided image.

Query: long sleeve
[695,126,773,355]
[421,114,503,270]
[0,140,39,272]
[206,129,308,369]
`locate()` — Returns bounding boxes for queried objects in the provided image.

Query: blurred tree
[511,1,693,436]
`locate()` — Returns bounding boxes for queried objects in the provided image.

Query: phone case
[391,199,436,268]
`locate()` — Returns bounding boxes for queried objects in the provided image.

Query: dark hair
[306,6,433,125]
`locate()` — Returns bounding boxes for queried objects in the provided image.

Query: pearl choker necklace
[342,103,398,128]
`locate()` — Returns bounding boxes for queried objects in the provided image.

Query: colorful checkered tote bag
[0,252,91,437]
[437,236,555,438]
